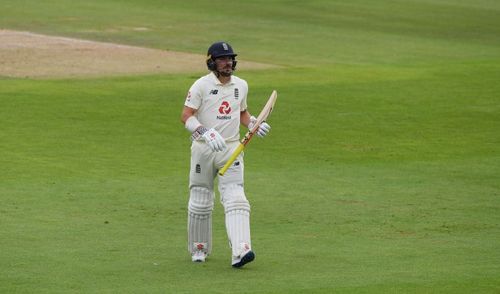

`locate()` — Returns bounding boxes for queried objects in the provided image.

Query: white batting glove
[249,116,271,138]
[202,128,227,152]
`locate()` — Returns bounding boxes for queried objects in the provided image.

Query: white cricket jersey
[184,72,248,142]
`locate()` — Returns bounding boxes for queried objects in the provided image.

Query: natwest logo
[218,101,231,114]
[217,101,232,120]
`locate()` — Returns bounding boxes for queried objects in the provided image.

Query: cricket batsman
[180,41,271,267]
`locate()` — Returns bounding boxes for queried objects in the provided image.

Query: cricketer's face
[215,56,234,76]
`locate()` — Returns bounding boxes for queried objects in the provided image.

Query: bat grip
[218,143,245,176]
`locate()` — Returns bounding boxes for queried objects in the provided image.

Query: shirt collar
[209,71,234,86]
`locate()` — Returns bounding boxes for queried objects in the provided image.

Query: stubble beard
[219,70,232,77]
[218,67,233,77]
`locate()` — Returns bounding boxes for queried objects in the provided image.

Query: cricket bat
[218,90,278,176]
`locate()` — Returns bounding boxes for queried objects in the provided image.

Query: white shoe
[232,243,255,268]
[192,242,207,262]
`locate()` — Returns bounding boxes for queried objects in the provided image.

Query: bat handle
[218,143,245,176]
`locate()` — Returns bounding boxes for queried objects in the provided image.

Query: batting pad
[220,184,251,257]
[188,186,214,254]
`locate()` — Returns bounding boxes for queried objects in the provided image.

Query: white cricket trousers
[189,140,244,190]
[187,140,252,258]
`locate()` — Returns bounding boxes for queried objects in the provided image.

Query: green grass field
[1,0,500,293]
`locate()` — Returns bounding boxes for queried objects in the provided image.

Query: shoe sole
[232,250,255,268]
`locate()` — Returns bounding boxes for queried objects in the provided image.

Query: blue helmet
[206,41,237,71]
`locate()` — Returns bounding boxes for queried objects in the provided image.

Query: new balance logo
[209,89,218,95]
